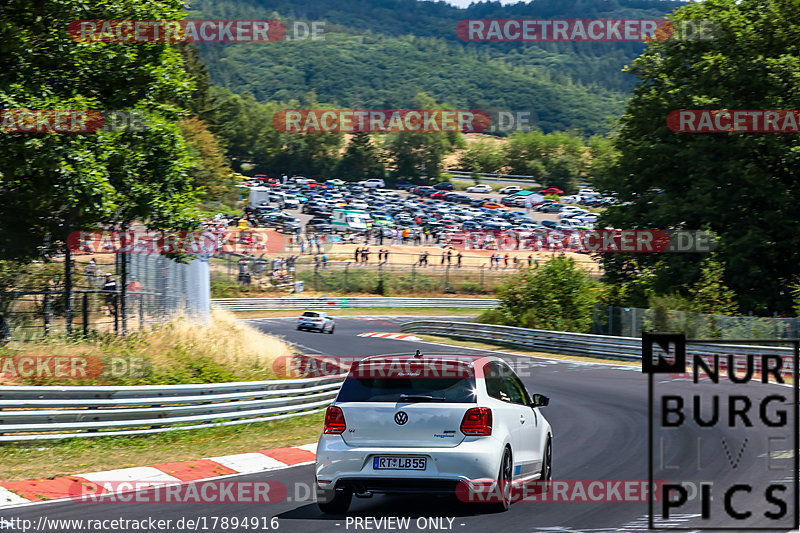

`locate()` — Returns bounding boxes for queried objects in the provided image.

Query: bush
[459,281,483,294]
[484,256,599,332]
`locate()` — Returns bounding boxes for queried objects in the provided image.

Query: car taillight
[324,405,346,434]
[460,407,492,436]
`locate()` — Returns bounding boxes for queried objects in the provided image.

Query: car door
[500,364,543,479]
[482,362,529,481]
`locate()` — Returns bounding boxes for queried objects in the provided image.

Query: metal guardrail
[445,171,541,187]
[0,375,345,442]
[400,321,797,370]
[212,297,500,311]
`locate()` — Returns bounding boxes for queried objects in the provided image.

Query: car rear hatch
[335,358,477,448]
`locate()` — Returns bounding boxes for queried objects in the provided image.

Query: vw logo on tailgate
[394,411,408,425]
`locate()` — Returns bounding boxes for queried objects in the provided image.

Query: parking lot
[239,178,610,238]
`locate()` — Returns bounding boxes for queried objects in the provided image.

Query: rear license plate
[372,457,426,470]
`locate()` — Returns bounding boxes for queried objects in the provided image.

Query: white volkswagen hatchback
[314,354,552,514]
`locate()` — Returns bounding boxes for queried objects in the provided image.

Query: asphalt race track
[4,317,797,533]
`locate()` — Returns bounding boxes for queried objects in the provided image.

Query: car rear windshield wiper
[398,394,446,402]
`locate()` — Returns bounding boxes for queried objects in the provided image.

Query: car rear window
[337,361,477,403]
[302,312,319,317]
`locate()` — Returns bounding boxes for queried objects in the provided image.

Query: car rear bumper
[315,436,505,492]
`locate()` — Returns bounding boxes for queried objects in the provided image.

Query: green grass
[0,412,324,482]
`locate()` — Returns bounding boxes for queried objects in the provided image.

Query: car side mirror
[530,394,549,408]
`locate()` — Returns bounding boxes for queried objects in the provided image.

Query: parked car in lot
[297,311,335,333]
[412,186,437,197]
[466,184,492,193]
[539,187,564,195]
[315,354,552,514]
[433,182,455,191]
[498,185,522,194]
[538,203,564,213]
[306,218,335,233]
[482,202,507,210]
[363,179,385,188]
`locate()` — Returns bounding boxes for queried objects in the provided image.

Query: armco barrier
[212,297,500,311]
[0,375,344,442]
[400,320,797,370]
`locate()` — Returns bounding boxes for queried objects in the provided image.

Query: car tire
[327,324,335,334]
[540,436,552,482]
[316,486,352,514]
[485,446,513,513]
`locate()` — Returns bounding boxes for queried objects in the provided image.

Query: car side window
[500,364,530,406]
[483,362,507,401]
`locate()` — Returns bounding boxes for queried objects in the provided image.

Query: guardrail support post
[82,292,89,337]
[43,294,50,337]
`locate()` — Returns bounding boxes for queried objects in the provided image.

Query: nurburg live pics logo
[643,332,799,530]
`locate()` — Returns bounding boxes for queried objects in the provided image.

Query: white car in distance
[297,311,335,334]
[466,184,492,193]
[498,185,522,194]
[314,354,552,514]
[362,179,385,188]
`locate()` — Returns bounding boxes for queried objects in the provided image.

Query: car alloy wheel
[487,447,512,512]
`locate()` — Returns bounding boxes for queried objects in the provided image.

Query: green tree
[596,0,800,314]
[336,132,386,181]
[385,93,464,182]
[178,117,236,200]
[0,0,200,262]
[503,130,585,193]
[457,141,503,174]
[480,256,600,332]
[689,255,740,316]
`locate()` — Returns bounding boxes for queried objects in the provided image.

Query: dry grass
[0,310,295,386]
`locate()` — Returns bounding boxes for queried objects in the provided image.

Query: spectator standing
[85,259,97,287]
[457,252,462,268]
[354,247,361,263]
[103,274,118,316]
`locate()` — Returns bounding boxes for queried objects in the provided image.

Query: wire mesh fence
[0,253,209,342]
[592,304,800,340]
[207,251,558,295]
